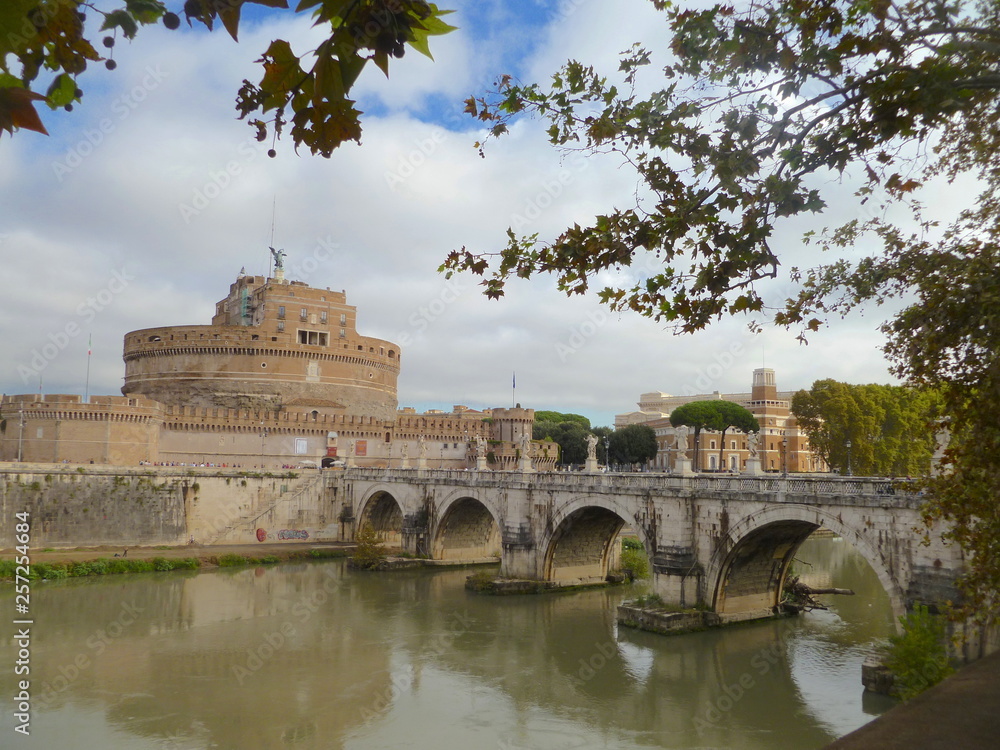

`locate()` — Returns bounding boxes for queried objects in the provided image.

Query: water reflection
[0,535,894,749]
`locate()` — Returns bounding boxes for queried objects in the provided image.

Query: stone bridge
[332,468,962,623]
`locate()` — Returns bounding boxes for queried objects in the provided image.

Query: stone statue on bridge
[586,433,598,461]
[519,431,531,455]
[418,435,427,457]
[673,425,689,456]
[475,434,486,458]
[747,431,759,457]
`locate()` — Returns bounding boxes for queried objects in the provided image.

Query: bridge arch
[357,489,405,546]
[430,494,501,562]
[543,497,647,584]
[707,505,906,620]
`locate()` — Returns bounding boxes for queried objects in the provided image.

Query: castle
[1,262,557,471]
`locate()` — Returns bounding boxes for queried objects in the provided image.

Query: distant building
[1,265,555,471]
[615,368,828,473]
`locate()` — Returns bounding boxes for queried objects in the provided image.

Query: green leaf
[45,74,76,108]
[124,0,167,24]
[101,10,139,39]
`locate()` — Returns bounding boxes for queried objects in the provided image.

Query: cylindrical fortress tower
[122,272,400,421]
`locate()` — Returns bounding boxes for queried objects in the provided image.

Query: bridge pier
[500,524,539,579]
[651,546,703,608]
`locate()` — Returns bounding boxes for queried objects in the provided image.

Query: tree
[792,380,940,476]
[669,401,722,468]
[532,419,590,465]
[443,0,1000,619]
[608,423,657,469]
[711,401,759,471]
[533,411,591,430]
[0,0,454,155]
[351,523,387,570]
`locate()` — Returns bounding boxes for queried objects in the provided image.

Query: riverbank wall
[0,463,343,547]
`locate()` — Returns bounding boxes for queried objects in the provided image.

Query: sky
[0,0,945,428]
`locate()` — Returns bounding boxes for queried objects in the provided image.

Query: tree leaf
[0,86,49,136]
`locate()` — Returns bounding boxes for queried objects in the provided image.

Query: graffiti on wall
[255,528,310,541]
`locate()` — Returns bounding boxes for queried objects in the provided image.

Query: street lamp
[782,436,788,477]
[603,436,610,472]
[846,439,853,476]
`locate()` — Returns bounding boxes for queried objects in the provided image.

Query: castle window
[340,313,346,326]
[277,321,284,332]
[278,306,285,319]
[388,350,395,358]
[320,311,327,324]
[339,328,346,339]
[298,330,328,346]
[300,307,308,321]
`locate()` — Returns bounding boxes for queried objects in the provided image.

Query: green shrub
[89,559,109,575]
[32,562,69,580]
[173,558,201,570]
[260,555,280,564]
[622,536,644,551]
[0,560,17,579]
[152,557,173,571]
[106,559,130,574]
[620,541,649,580]
[218,553,249,567]
[70,561,94,576]
[884,605,954,700]
[351,524,387,570]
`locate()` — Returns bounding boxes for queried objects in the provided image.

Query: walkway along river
[0,535,896,749]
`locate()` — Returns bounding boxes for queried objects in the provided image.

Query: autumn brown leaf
[0,87,49,136]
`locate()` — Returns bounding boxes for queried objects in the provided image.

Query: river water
[1,535,897,750]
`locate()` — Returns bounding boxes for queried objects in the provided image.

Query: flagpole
[85,334,92,403]
[512,371,515,407]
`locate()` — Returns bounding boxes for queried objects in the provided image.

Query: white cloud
[0,1,915,428]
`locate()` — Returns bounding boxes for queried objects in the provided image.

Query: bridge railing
[340,467,917,498]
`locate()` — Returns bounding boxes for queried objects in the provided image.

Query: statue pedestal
[585,457,600,473]
[476,456,489,471]
[518,455,535,473]
[416,456,428,469]
[400,456,410,469]
[674,456,694,475]
[743,457,763,475]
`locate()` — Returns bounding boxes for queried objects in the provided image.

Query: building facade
[1,267,556,471]
[616,368,828,473]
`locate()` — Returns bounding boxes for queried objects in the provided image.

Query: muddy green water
[0,536,896,749]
